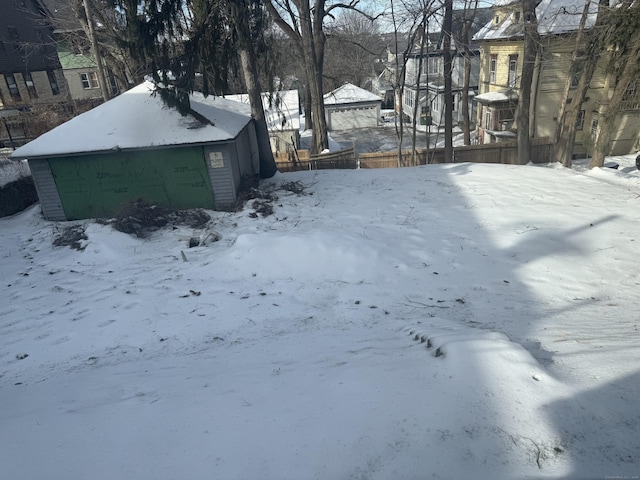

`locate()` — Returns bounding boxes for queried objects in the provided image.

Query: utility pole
[82,0,110,102]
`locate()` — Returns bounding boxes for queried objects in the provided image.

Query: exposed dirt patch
[53,224,88,251]
[98,199,212,238]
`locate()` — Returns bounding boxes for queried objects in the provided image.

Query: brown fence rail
[310,147,357,170]
[275,147,357,172]
[359,138,552,168]
[275,138,553,172]
[275,150,311,172]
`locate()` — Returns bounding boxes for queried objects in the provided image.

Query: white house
[323,83,382,131]
[226,90,300,153]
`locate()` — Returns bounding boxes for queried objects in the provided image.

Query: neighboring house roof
[324,83,382,105]
[225,90,300,132]
[474,0,598,41]
[439,8,494,50]
[57,43,97,70]
[11,81,252,159]
[0,0,61,73]
[475,91,519,104]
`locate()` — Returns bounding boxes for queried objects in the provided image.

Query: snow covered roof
[475,91,519,104]
[11,81,253,160]
[323,83,382,106]
[473,0,598,41]
[225,90,300,132]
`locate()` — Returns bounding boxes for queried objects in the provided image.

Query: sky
[1,150,640,479]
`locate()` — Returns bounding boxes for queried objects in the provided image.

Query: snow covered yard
[1,160,640,479]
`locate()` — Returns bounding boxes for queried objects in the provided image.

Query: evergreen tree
[114,0,277,177]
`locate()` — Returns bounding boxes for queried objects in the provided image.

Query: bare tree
[387,0,437,167]
[590,1,640,167]
[458,0,480,145]
[323,10,383,90]
[442,0,453,162]
[229,0,278,177]
[262,0,381,154]
[552,0,608,167]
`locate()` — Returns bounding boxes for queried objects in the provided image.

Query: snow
[324,82,383,105]
[10,82,253,160]
[475,91,519,103]
[2,155,640,479]
[474,0,598,41]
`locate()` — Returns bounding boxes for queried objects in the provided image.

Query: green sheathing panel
[49,147,215,219]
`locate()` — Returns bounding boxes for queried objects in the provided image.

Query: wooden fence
[275,147,357,172]
[275,138,553,171]
[359,137,552,168]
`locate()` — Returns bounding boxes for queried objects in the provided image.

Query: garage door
[328,107,378,131]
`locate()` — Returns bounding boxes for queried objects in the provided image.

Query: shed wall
[204,143,237,209]
[28,159,66,221]
[48,146,215,220]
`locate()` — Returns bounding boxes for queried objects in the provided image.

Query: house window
[109,75,119,95]
[490,54,497,83]
[576,110,585,130]
[485,110,492,130]
[406,90,414,108]
[495,15,500,25]
[80,72,99,89]
[624,81,637,99]
[508,54,518,88]
[47,70,59,95]
[428,57,439,75]
[499,109,514,122]
[5,74,21,99]
[514,11,521,22]
[23,72,38,98]
[590,118,599,137]
[621,81,639,109]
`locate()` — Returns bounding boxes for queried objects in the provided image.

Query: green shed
[10,82,260,221]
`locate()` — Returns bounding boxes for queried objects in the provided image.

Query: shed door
[49,147,215,220]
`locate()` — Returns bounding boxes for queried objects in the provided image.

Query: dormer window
[514,11,521,22]
[495,15,500,25]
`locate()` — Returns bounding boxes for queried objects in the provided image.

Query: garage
[324,83,382,131]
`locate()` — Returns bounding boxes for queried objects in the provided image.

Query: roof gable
[11,81,252,159]
[324,83,382,105]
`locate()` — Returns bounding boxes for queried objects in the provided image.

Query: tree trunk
[517,0,539,165]
[304,83,313,131]
[443,0,454,162]
[461,43,472,145]
[239,49,278,178]
[552,0,605,167]
[411,23,428,166]
[460,0,478,146]
[82,0,110,102]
